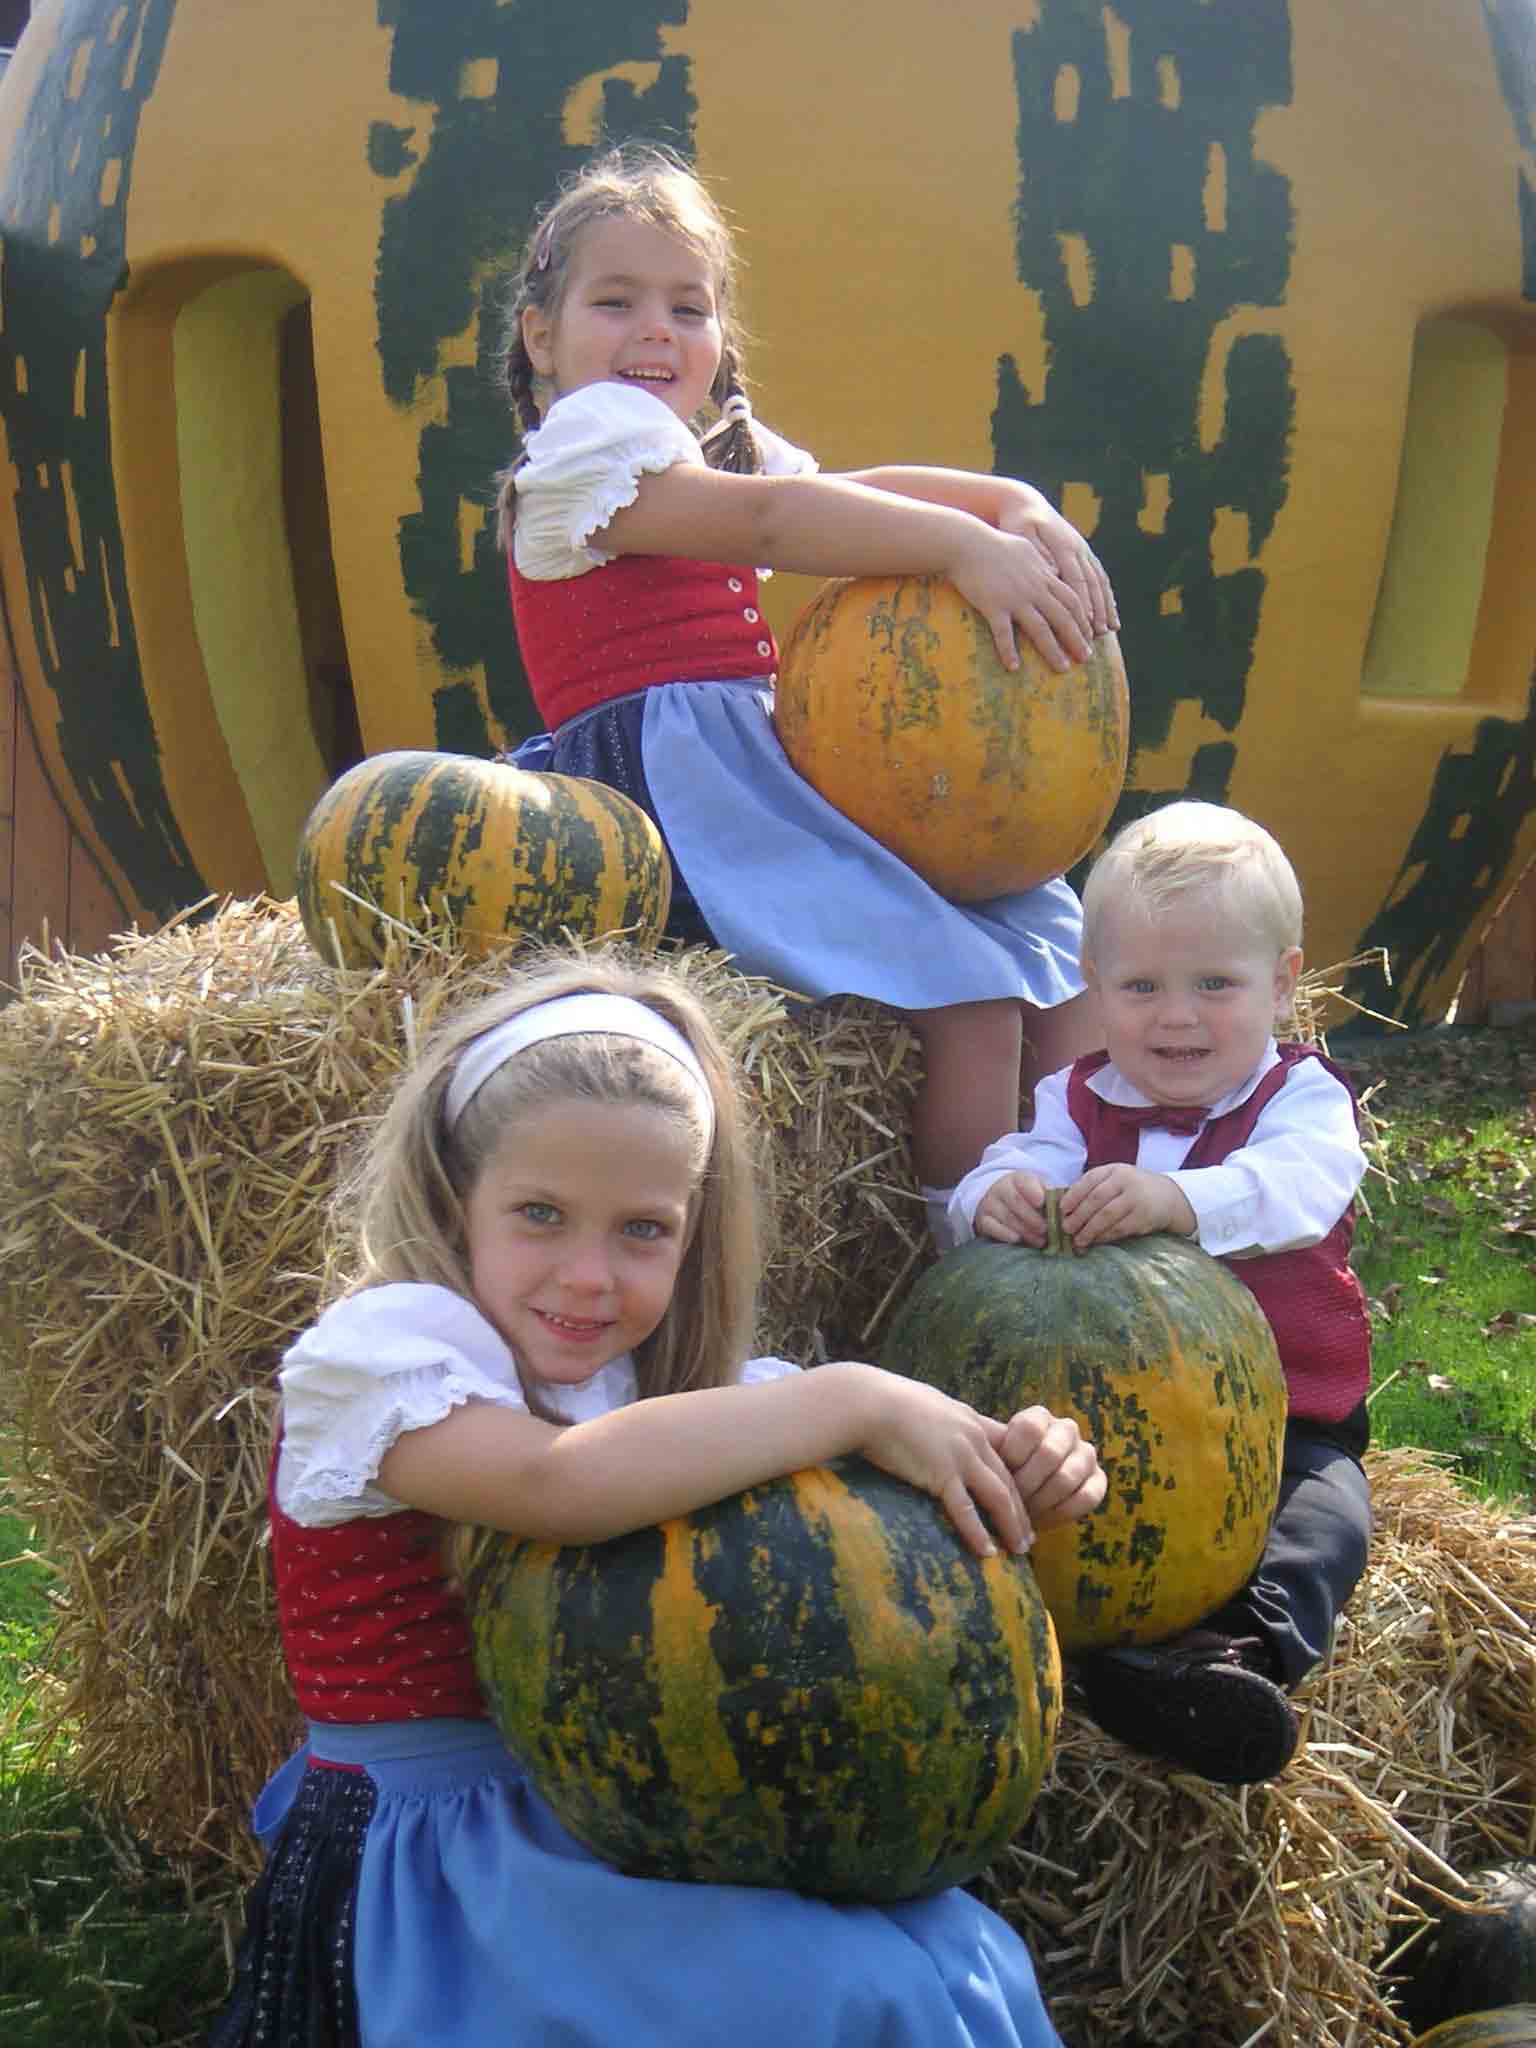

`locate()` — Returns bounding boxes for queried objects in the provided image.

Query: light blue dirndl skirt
[531,680,1086,1013]
[249,1717,1063,2048]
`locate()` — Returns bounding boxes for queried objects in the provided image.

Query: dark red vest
[508,553,778,730]
[1066,1047,1371,1423]
[268,1445,486,1724]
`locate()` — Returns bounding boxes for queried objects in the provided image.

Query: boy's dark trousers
[1200,1409,1373,1689]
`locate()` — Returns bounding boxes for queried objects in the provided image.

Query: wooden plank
[66,833,127,960]
[0,638,14,992]
[1457,855,1536,1025]
[1457,933,1488,1027]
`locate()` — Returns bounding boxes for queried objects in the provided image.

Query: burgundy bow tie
[1115,1102,1211,1137]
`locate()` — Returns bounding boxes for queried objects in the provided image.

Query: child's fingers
[939,1460,1029,1558]
[1049,540,1117,636]
[1028,1442,1108,1531]
[1004,1407,1081,1492]
[1014,590,1093,673]
[1003,1410,1107,1534]
[985,609,1022,671]
[976,1205,1023,1244]
[977,1178,1045,1246]
[1091,556,1121,633]
[1060,1169,1133,1245]
[1066,1198,1135,1249]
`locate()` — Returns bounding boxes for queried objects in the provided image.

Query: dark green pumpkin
[1394,1866,1536,2035]
[882,1219,1288,1653]
[1412,2008,1536,2047]
[456,1456,1062,1902]
[294,749,671,967]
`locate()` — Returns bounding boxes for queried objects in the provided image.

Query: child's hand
[1000,1406,1106,1538]
[1059,1164,1198,1249]
[974,1170,1049,1246]
[948,525,1094,675]
[839,1368,1029,1559]
[996,487,1119,639]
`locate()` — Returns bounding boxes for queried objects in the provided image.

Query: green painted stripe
[0,0,199,916]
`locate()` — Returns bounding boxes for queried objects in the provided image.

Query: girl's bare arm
[842,466,1118,635]
[594,463,1093,670]
[377,1362,1029,1556]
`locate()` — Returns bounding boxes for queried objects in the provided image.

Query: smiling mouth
[619,367,674,385]
[535,1310,611,1337]
[1154,1047,1208,1062]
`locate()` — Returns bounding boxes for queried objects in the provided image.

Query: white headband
[443,992,716,1137]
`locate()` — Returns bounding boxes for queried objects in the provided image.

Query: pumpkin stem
[1040,1189,1073,1257]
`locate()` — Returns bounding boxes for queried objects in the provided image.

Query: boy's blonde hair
[1081,801,1304,964]
[336,948,763,1408]
[495,140,757,547]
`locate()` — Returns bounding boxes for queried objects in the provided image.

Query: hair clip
[533,226,553,272]
[721,391,753,425]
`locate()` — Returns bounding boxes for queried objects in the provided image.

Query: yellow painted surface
[1221,0,1534,975]
[173,269,326,894]
[1364,319,1508,703]
[120,0,436,832]
[687,0,1051,632]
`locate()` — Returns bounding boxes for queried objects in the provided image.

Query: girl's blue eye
[1124,978,1156,995]
[520,1201,560,1225]
[624,1218,667,1241]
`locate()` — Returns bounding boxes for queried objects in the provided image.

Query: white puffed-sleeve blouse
[275,1281,800,1528]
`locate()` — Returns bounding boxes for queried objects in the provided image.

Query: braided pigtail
[700,351,761,475]
[493,210,560,550]
[494,321,546,550]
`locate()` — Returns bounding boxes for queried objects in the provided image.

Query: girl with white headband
[208,949,1105,2048]
[495,140,1120,1253]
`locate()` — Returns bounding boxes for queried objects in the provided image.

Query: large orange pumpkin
[775,575,1129,902]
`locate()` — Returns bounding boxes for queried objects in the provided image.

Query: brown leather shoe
[1073,1630,1300,1786]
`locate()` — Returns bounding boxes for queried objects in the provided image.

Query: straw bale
[0,903,1531,2048]
[982,1450,1536,2046]
[0,898,929,1870]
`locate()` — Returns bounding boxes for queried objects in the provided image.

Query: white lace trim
[565,439,699,565]
[280,1370,528,1527]
[512,382,816,583]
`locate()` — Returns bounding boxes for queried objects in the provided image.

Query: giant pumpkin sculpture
[0,0,1533,1024]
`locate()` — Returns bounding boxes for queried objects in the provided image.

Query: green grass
[1,1505,233,2048]
[1,1022,1532,2041]
[1340,1028,1536,1507]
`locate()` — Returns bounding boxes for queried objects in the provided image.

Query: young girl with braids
[497,142,1120,1246]
[206,947,1105,2048]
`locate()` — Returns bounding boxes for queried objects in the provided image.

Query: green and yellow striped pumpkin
[882,1217,1287,1654]
[1413,2011,1536,2048]
[294,750,671,968]
[456,1456,1062,1902]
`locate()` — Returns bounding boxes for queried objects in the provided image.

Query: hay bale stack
[0,903,1532,2048]
[0,899,929,1867]
[983,1450,1536,2046]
